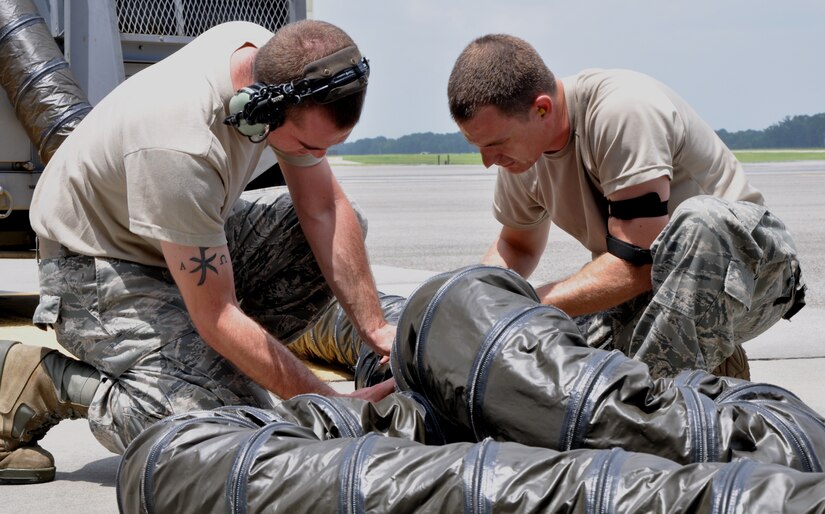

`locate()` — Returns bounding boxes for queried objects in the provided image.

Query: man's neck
[230,44,257,91]
[546,81,571,153]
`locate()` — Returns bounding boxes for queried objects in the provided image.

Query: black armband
[606,235,653,266]
[607,192,668,220]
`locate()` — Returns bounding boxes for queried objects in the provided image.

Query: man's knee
[655,196,771,264]
[653,196,730,268]
[666,196,730,240]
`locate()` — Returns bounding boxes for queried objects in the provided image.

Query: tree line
[331,113,825,155]
[330,131,476,155]
[717,113,825,149]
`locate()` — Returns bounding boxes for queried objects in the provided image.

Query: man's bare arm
[536,176,671,316]
[481,220,550,278]
[281,158,395,356]
[161,241,338,398]
[535,253,653,316]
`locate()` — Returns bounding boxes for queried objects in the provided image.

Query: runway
[335,160,825,308]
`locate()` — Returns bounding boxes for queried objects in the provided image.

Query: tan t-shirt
[493,68,764,255]
[31,21,319,267]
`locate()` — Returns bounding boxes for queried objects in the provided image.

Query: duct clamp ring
[0,187,13,219]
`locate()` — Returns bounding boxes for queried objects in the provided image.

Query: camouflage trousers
[34,188,349,453]
[576,196,805,379]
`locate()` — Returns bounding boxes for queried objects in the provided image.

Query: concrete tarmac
[2,161,825,512]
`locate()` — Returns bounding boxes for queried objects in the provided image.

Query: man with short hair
[1,19,394,484]
[448,34,805,380]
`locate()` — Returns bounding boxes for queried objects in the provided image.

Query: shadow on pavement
[55,456,120,487]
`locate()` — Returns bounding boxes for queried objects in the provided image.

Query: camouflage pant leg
[36,188,368,452]
[226,187,368,343]
[37,255,274,454]
[91,344,278,454]
[574,292,652,352]
[622,196,801,378]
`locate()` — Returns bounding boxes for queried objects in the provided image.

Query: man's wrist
[359,320,395,356]
[360,319,388,344]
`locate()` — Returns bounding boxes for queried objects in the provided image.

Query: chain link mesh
[116,0,292,37]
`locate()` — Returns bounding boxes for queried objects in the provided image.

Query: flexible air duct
[285,265,825,472]
[0,0,91,164]
[391,265,825,472]
[288,293,403,388]
[117,394,825,514]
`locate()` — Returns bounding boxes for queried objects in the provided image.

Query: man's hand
[346,378,396,402]
[362,322,396,358]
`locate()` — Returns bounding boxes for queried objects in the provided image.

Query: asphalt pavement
[2,161,825,513]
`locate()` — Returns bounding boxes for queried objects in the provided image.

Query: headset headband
[223,45,369,141]
[298,46,369,103]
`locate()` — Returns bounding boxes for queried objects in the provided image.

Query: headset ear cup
[229,89,268,138]
[238,119,268,138]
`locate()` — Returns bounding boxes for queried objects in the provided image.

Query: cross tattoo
[190,247,218,286]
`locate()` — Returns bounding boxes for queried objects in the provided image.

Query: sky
[309,0,825,142]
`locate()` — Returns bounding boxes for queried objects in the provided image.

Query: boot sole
[0,466,56,484]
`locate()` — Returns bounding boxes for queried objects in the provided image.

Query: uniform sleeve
[493,168,549,229]
[588,82,682,196]
[124,148,228,248]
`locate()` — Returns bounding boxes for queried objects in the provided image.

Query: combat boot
[0,340,99,484]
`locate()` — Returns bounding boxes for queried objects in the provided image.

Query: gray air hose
[117,394,825,514]
[288,265,825,472]
[288,293,404,388]
[0,0,91,164]
[391,265,825,472]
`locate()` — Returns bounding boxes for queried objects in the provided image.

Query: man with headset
[0,19,393,484]
[448,34,806,380]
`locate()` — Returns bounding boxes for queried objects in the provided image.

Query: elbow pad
[606,235,652,266]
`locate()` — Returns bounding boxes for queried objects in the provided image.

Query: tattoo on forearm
[187,247,219,286]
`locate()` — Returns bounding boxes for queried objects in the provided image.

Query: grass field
[731,150,825,163]
[336,150,825,166]
[337,153,482,165]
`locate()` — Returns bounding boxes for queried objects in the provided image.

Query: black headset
[223,45,369,142]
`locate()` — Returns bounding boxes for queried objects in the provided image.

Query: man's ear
[533,95,553,118]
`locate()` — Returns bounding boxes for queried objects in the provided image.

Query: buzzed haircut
[448,34,556,122]
[254,19,365,128]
